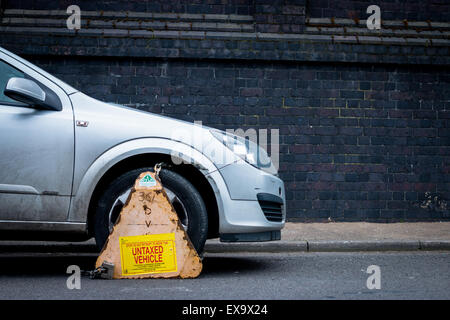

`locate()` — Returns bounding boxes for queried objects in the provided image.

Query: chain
[81,267,105,279]
[81,261,115,279]
[81,267,103,279]
[154,162,163,179]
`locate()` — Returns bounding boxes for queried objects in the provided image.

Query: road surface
[0,250,448,299]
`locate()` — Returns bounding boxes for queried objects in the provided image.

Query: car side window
[0,59,27,106]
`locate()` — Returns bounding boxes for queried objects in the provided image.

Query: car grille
[258,200,283,222]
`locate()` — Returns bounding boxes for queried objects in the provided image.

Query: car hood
[69,92,237,170]
[106,101,203,128]
[71,92,213,138]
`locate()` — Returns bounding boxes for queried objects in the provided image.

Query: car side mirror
[4,77,61,111]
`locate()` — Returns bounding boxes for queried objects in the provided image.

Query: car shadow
[201,255,266,276]
[0,255,98,276]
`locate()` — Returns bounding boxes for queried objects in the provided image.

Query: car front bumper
[205,160,286,241]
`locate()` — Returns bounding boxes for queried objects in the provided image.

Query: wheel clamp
[93,167,202,279]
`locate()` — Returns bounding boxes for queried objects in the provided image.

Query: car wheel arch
[81,152,220,240]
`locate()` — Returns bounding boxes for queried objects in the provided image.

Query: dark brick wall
[1,0,449,221]
[4,0,256,14]
[28,55,450,221]
[254,0,306,33]
[309,0,450,22]
[6,0,449,21]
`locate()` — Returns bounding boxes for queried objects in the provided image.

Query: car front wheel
[93,167,208,254]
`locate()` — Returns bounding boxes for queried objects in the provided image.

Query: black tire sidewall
[93,167,208,253]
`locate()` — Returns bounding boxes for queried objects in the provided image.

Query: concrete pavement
[282,221,450,241]
[205,222,450,253]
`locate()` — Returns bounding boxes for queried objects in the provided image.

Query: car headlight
[210,129,276,174]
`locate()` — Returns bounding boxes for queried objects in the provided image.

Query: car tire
[93,167,208,254]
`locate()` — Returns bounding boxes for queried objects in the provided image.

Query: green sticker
[139,174,156,187]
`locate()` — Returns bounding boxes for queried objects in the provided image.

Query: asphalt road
[0,251,448,300]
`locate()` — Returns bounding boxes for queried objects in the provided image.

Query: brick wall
[4,0,256,14]
[1,0,449,221]
[309,0,450,22]
[29,56,449,221]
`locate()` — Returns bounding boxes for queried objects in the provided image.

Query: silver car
[0,47,285,253]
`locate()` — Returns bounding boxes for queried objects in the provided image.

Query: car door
[0,54,75,222]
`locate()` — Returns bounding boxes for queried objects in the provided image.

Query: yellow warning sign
[119,233,177,276]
